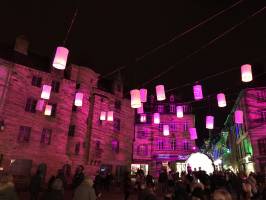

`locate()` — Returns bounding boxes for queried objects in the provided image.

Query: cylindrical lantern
[107,111,114,121]
[153,113,160,124]
[36,99,45,111]
[41,85,52,100]
[193,84,203,100]
[140,114,147,123]
[156,85,166,101]
[130,89,141,108]
[137,103,144,114]
[100,111,106,121]
[235,110,243,124]
[140,88,147,103]
[74,92,83,107]
[52,46,69,70]
[176,106,184,118]
[163,125,170,136]
[44,105,52,116]
[189,128,198,140]
[241,64,253,82]
[217,93,226,107]
[206,115,214,129]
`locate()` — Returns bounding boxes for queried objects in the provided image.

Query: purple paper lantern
[52,46,69,70]
[41,85,52,100]
[176,106,184,118]
[74,92,83,107]
[206,115,214,129]
[217,93,226,107]
[156,85,166,101]
[235,110,243,124]
[140,88,147,103]
[241,64,252,82]
[153,113,160,124]
[193,84,203,100]
[36,99,45,111]
[163,125,170,136]
[189,128,198,140]
[130,89,141,108]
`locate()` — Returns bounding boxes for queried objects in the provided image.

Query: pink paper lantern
[36,99,45,111]
[163,125,170,136]
[189,128,198,140]
[44,105,52,116]
[74,92,83,107]
[241,64,252,82]
[137,103,144,114]
[206,115,214,129]
[156,85,166,101]
[41,85,52,100]
[140,88,147,103]
[130,89,141,108]
[153,113,160,124]
[100,111,106,121]
[140,114,147,123]
[193,84,203,100]
[217,93,226,107]
[235,110,243,124]
[52,46,69,70]
[176,106,184,118]
[107,111,114,121]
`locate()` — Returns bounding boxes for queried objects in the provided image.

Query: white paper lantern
[156,85,166,101]
[100,111,106,121]
[107,111,114,121]
[41,85,52,100]
[74,92,83,107]
[52,46,69,70]
[163,125,170,136]
[140,114,147,123]
[137,103,144,114]
[153,113,160,124]
[193,84,203,100]
[206,115,214,129]
[44,105,52,116]
[140,88,147,103]
[217,93,226,107]
[241,64,252,82]
[176,106,184,118]
[235,110,243,124]
[130,89,141,108]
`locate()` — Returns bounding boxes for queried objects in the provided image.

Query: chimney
[14,35,29,55]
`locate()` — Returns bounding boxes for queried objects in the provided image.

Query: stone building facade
[0,36,134,180]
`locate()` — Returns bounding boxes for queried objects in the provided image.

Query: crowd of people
[0,164,266,200]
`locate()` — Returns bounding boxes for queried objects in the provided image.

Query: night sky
[1,0,266,146]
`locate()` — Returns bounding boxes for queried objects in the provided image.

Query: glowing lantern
[176,106,184,118]
[206,115,214,129]
[192,146,196,150]
[163,125,170,136]
[140,89,147,103]
[235,110,243,124]
[130,89,141,108]
[44,105,52,116]
[193,84,203,100]
[189,128,198,140]
[74,92,83,107]
[137,103,144,114]
[140,114,147,123]
[153,113,160,124]
[41,85,52,100]
[52,46,69,70]
[217,93,226,107]
[241,64,252,82]
[156,85,166,101]
[186,153,214,174]
[36,99,45,111]
[107,111,114,121]
[100,111,106,121]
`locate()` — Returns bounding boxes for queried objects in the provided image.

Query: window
[113,118,120,132]
[115,100,121,110]
[48,103,57,117]
[169,123,177,131]
[183,141,189,150]
[112,140,119,153]
[157,105,164,113]
[76,83,81,89]
[68,125,76,137]
[96,141,101,150]
[72,105,77,112]
[137,130,146,139]
[260,111,266,122]
[25,98,37,113]
[51,81,60,93]
[258,139,266,155]
[137,145,148,156]
[183,122,189,132]
[75,142,80,155]
[158,140,164,150]
[31,76,42,87]
[40,128,52,145]
[18,126,31,143]
[170,104,175,113]
[170,139,176,150]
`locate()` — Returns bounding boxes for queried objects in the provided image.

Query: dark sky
[0,0,266,146]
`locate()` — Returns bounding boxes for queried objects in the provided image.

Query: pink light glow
[176,106,183,118]
[192,146,196,150]
[156,85,166,101]
[140,88,147,103]
[163,125,170,136]
[217,93,226,107]
[137,103,144,114]
[206,115,214,129]
[52,47,69,70]
[153,113,160,124]
[130,89,141,108]
[41,85,52,100]
[140,114,147,123]
[189,128,198,140]
[241,64,252,82]
[36,99,45,111]
[44,105,52,116]
[107,111,114,121]
[74,92,83,107]
[235,110,243,124]
[193,84,203,100]
[100,111,106,121]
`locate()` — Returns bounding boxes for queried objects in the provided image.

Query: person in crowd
[146,173,153,186]
[29,170,42,200]
[158,168,168,194]
[144,183,158,200]
[242,175,252,200]
[42,178,64,200]
[94,171,102,196]
[105,172,113,191]
[0,173,18,200]
[73,176,98,200]
[213,189,232,200]
[191,187,205,200]
[56,169,67,189]
[47,175,56,191]
[72,165,85,189]
[123,171,132,200]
